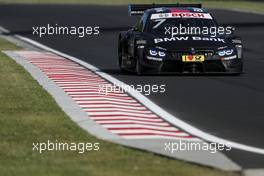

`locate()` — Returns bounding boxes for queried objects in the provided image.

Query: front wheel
[136,59,145,75]
[118,44,127,72]
[135,47,146,75]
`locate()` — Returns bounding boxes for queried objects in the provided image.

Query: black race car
[118,4,243,75]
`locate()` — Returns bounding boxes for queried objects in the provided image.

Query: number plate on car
[182,55,205,62]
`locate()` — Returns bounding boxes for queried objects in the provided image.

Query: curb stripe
[15,50,196,140]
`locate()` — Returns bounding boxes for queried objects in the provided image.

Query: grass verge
[0,36,240,176]
[0,0,263,13]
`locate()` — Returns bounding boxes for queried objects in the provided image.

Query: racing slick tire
[135,48,146,75]
[118,41,127,72]
[136,59,145,75]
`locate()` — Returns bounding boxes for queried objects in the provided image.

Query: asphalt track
[0,4,264,168]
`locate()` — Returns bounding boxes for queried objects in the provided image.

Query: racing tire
[136,59,145,75]
[118,44,127,72]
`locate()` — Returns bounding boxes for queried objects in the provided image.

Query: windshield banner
[150,12,213,20]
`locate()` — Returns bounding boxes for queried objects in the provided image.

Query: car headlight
[159,51,166,57]
[147,49,166,61]
[217,49,234,56]
[149,49,166,57]
[218,50,226,56]
[149,50,158,56]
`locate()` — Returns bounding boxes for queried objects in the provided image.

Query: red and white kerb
[15,51,197,140]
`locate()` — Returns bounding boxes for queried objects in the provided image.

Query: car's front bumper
[140,56,243,74]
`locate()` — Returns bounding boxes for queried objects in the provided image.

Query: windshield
[145,17,217,35]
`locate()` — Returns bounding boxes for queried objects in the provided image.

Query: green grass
[0,36,241,176]
[0,0,263,13]
[0,38,21,50]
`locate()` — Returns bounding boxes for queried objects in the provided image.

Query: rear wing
[128,3,202,16]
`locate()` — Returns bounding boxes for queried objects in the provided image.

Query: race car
[118,4,243,75]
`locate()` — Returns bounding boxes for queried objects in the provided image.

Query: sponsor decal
[151,12,212,20]
[182,55,205,62]
[136,40,147,44]
[192,8,204,12]
[130,10,145,15]
[154,8,165,13]
[154,36,188,43]
[154,36,225,43]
